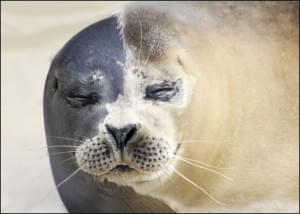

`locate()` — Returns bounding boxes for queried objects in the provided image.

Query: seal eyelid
[66,92,100,107]
[144,81,179,102]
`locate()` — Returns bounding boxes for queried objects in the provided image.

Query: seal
[44,2,299,212]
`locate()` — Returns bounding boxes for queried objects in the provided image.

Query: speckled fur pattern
[76,133,173,181]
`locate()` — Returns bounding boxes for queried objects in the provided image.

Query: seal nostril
[124,126,137,144]
[105,124,138,150]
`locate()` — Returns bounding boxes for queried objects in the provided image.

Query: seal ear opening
[53,77,58,93]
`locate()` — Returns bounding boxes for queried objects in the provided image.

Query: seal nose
[105,124,138,150]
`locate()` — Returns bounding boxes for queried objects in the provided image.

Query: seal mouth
[111,165,136,173]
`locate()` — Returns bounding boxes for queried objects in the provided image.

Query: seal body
[44,2,299,212]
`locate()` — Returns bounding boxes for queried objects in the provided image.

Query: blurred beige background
[1,2,126,212]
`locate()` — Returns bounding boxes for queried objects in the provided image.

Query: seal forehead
[52,16,125,98]
[122,6,177,63]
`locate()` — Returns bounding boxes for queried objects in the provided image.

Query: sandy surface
[1,2,126,212]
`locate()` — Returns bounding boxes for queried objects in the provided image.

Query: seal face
[44,8,189,212]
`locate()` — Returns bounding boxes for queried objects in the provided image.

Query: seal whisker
[175,155,236,170]
[35,151,76,159]
[178,139,227,144]
[56,167,82,189]
[136,11,143,72]
[46,136,85,143]
[33,145,79,150]
[27,166,82,211]
[25,145,78,152]
[48,151,76,156]
[47,145,79,148]
[172,168,226,206]
[59,156,76,164]
[174,155,233,182]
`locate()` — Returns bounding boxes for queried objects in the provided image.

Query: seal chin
[92,164,165,185]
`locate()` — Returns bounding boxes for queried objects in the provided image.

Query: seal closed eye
[145,80,180,102]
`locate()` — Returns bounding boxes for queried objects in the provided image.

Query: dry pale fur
[114,2,299,212]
